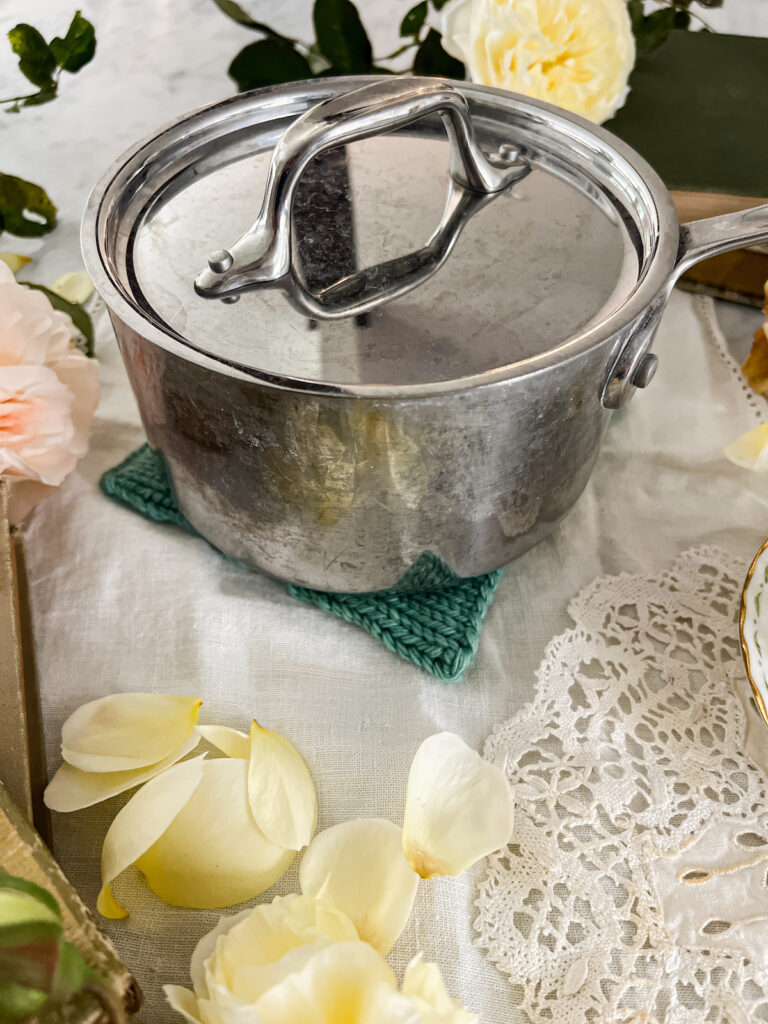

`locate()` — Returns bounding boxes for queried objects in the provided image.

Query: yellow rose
[165,894,476,1024]
[441,0,636,124]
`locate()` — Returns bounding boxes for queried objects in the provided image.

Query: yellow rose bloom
[441,0,636,124]
[165,894,476,1024]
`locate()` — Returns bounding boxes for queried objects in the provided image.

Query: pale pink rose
[0,262,99,524]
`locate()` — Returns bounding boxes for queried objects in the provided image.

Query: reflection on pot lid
[87,77,666,392]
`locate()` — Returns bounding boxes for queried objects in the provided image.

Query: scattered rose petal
[44,733,200,812]
[402,732,514,878]
[136,758,294,910]
[248,721,317,851]
[741,306,768,395]
[62,692,202,772]
[196,724,249,758]
[49,270,93,305]
[0,253,31,275]
[724,423,768,471]
[98,756,206,919]
[299,818,418,955]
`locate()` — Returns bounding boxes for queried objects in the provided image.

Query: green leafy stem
[0,12,95,245]
[216,0,465,93]
[629,0,721,55]
[1,11,95,112]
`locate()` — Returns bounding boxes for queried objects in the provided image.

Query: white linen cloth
[3,1,768,1020]
[19,288,768,1024]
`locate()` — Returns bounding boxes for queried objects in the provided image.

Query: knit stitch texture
[100,445,503,682]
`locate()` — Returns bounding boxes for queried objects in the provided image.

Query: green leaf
[50,941,91,1003]
[19,282,95,356]
[0,174,57,238]
[229,38,312,91]
[210,0,292,40]
[17,86,58,109]
[7,24,57,90]
[313,0,373,73]
[400,1,427,37]
[430,0,452,10]
[632,7,677,56]
[413,28,464,78]
[49,11,96,74]
[0,874,61,923]
[627,0,644,32]
[0,981,48,1019]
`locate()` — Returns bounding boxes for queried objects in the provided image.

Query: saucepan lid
[83,76,677,396]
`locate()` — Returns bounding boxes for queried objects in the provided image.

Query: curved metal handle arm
[291,181,498,320]
[674,203,768,278]
[194,78,528,305]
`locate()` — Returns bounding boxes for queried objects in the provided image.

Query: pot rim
[81,76,680,399]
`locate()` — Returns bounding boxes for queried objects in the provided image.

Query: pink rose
[0,262,99,524]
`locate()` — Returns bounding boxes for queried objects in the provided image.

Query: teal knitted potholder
[100,445,503,682]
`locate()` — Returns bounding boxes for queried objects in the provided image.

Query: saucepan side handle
[673,203,768,279]
[194,77,529,310]
[603,203,768,410]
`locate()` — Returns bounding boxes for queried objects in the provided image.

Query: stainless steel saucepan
[82,77,768,592]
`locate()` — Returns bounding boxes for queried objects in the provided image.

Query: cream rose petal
[252,940,396,1024]
[135,758,295,910]
[724,424,768,471]
[402,732,514,879]
[49,271,93,305]
[401,954,478,1022]
[165,986,207,1024]
[165,987,252,1024]
[211,894,359,1003]
[0,253,31,275]
[196,725,250,759]
[299,819,418,955]
[440,0,475,63]
[359,984,426,1024]
[62,692,202,772]
[98,755,206,919]
[247,721,317,851]
[44,733,201,812]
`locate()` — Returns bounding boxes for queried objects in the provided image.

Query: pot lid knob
[194,77,529,318]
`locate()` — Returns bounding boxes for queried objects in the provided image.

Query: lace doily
[476,547,768,1023]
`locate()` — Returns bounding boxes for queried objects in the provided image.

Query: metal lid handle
[194,78,528,307]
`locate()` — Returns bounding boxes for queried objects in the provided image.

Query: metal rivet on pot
[631,352,659,389]
[208,249,233,273]
[221,293,240,304]
[494,143,521,164]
